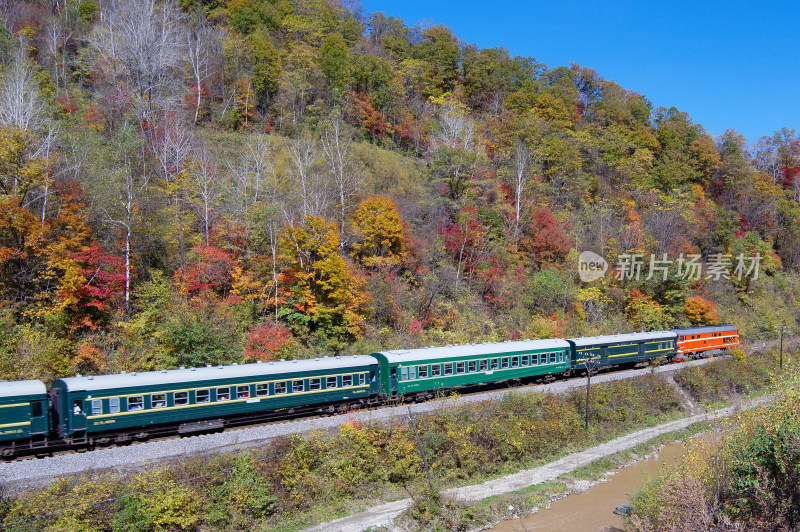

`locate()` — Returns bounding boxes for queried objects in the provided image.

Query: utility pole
[774,326,793,369]
[584,357,593,431]
[407,407,434,492]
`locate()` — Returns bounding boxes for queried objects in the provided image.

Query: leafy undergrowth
[672,349,782,407]
[0,357,785,532]
[629,364,800,532]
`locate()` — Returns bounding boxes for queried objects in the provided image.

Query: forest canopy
[0,0,797,382]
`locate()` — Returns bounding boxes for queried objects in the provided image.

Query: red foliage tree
[444,206,490,287]
[244,322,297,361]
[521,207,572,267]
[175,244,238,298]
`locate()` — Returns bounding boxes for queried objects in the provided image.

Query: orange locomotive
[672,325,740,361]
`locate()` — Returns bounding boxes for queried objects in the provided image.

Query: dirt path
[302,397,769,532]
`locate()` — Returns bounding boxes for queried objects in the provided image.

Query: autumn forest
[0,0,799,383]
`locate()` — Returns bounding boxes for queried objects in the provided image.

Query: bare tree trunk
[321,113,359,248]
[513,141,529,247]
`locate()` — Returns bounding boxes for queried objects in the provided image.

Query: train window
[342,375,353,387]
[151,394,166,408]
[326,377,337,388]
[196,389,210,403]
[501,358,509,369]
[127,396,143,411]
[418,366,429,378]
[409,367,417,379]
[432,365,441,377]
[31,401,43,418]
[309,378,321,391]
[292,380,304,393]
[217,388,231,401]
[256,384,269,396]
[491,359,499,370]
[174,391,189,405]
[480,360,488,371]
[468,361,477,372]
[444,363,454,375]
[401,367,409,380]
[456,362,465,373]
[237,385,250,398]
[521,355,529,366]
[550,353,557,363]
[275,382,287,394]
[511,357,520,368]
[92,400,102,415]
[359,373,367,385]
[109,397,120,413]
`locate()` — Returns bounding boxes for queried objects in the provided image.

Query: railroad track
[0,354,739,490]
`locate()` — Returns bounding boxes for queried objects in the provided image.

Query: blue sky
[359,0,798,145]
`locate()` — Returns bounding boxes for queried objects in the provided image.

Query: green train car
[50,356,379,443]
[0,381,49,456]
[567,331,677,370]
[370,339,572,399]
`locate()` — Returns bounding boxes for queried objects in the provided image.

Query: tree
[244,322,297,361]
[684,296,718,325]
[414,25,460,97]
[320,112,360,247]
[444,206,490,290]
[187,141,219,247]
[185,12,221,125]
[279,215,365,350]
[625,289,670,331]
[350,196,405,270]
[509,140,530,246]
[428,93,475,151]
[89,0,185,125]
[287,133,329,220]
[0,50,46,133]
[521,207,572,267]
[0,127,51,203]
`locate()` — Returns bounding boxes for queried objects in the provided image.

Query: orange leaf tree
[684,295,719,325]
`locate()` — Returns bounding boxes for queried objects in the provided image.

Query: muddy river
[490,432,719,532]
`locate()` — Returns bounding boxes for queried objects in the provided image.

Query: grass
[1,354,784,532]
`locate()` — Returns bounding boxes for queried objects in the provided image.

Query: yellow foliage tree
[279,216,366,349]
[350,196,406,270]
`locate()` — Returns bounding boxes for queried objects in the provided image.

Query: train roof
[372,339,571,364]
[569,331,676,347]
[53,356,378,392]
[671,325,738,334]
[0,380,47,399]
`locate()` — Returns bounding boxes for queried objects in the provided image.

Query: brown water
[490,433,719,532]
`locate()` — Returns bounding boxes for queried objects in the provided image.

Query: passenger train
[0,324,739,457]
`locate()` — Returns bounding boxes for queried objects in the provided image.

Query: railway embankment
[0,355,728,489]
[0,348,788,531]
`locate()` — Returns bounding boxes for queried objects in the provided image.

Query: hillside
[0,0,798,381]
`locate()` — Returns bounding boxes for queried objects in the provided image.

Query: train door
[601,346,609,365]
[637,343,645,360]
[71,399,87,432]
[29,400,47,435]
[390,367,399,394]
[49,389,64,436]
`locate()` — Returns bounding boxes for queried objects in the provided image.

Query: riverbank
[303,397,769,532]
[0,350,784,531]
